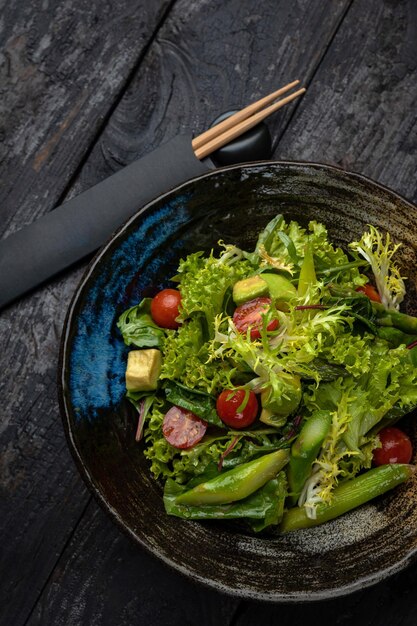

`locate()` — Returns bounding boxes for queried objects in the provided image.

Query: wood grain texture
[0,0,172,238]
[26,501,239,626]
[72,0,350,194]
[278,0,417,204]
[0,1,171,625]
[233,563,417,626]
[2,0,417,624]
[0,267,92,626]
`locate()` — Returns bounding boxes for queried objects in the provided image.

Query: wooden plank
[26,501,239,626]
[0,2,172,625]
[0,0,172,238]
[7,1,354,624]
[0,267,91,626]
[11,0,411,623]
[278,0,417,205]
[233,564,417,626]
[70,0,350,187]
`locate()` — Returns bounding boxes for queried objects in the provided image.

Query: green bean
[316,259,367,276]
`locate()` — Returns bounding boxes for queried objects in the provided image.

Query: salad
[117,215,417,533]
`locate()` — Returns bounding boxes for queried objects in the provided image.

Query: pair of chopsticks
[192,80,306,160]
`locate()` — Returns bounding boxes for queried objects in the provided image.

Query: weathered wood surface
[0,0,173,237]
[0,1,172,624]
[279,0,417,206]
[27,501,239,626]
[1,0,417,625]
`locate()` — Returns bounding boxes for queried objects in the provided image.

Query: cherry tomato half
[162,406,207,449]
[150,289,182,329]
[356,284,381,303]
[233,297,279,340]
[216,389,259,429]
[373,426,413,466]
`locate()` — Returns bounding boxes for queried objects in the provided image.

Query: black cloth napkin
[0,134,210,309]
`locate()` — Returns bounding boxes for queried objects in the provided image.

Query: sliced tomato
[162,406,207,449]
[216,388,258,429]
[373,427,413,465]
[150,289,182,329]
[233,297,278,340]
[355,284,381,303]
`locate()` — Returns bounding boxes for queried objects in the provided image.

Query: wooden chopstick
[193,83,306,161]
[191,80,300,151]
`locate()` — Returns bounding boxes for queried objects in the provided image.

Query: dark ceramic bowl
[59,162,417,601]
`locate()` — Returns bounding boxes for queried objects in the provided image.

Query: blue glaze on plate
[68,196,191,421]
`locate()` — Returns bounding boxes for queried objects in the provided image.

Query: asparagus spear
[175,449,289,506]
[281,463,414,533]
[287,410,332,505]
[316,259,367,277]
[376,326,417,347]
[372,302,417,334]
[327,284,417,337]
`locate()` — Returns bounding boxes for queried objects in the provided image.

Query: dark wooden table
[1,1,417,624]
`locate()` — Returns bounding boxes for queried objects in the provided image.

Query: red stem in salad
[218,435,240,471]
[295,305,328,311]
[284,414,303,440]
[135,400,146,442]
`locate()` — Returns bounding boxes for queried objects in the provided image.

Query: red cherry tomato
[373,427,413,466]
[162,406,207,449]
[356,284,381,303]
[150,289,182,329]
[233,297,279,340]
[216,389,259,429]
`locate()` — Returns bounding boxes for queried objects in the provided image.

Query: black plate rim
[58,159,417,602]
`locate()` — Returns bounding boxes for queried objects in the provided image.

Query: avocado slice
[232,275,269,305]
[261,273,296,301]
[233,273,296,306]
[125,349,162,391]
[260,376,302,422]
[259,406,288,428]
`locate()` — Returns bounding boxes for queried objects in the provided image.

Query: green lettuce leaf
[117,298,165,348]
[349,224,406,310]
[250,216,367,287]
[320,333,373,377]
[300,338,417,515]
[308,221,367,287]
[176,247,253,330]
[160,317,237,394]
[143,403,236,483]
[164,380,224,428]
